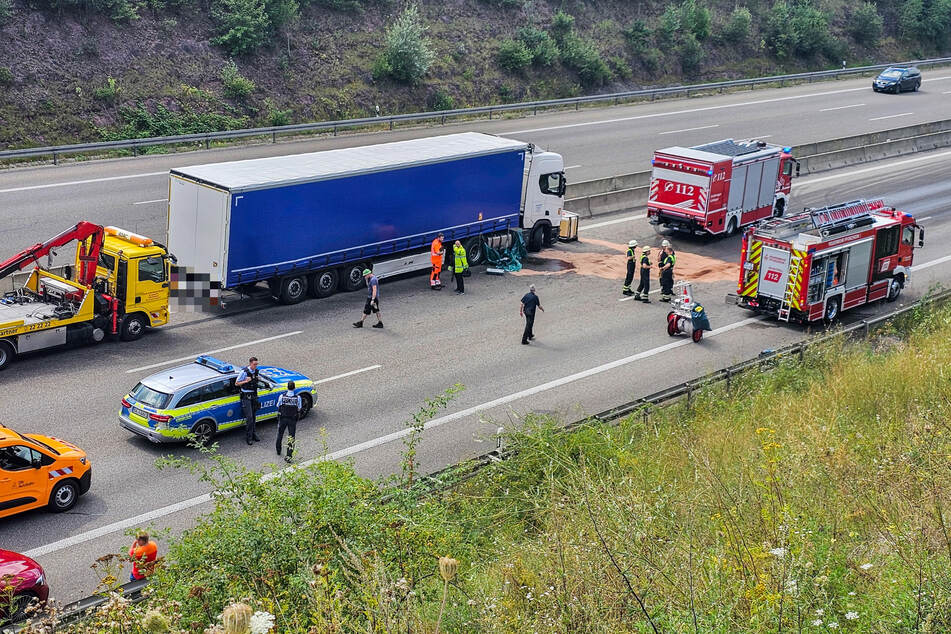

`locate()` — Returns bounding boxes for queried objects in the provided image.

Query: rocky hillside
[0,0,946,148]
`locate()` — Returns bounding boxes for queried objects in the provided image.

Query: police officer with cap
[658,239,676,301]
[634,246,652,302]
[276,381,302,462]
[236,356,261,445]
[622,240,638,296]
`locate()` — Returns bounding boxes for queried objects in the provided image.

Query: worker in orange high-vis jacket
[430,232,445,290]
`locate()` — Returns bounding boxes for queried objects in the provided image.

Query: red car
[0,549,48,624]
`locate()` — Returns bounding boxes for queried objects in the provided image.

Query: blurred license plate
[132,407,148,419]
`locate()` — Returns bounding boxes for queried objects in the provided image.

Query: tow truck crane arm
[0,221,105,286]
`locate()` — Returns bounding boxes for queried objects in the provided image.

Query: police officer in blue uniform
[276,381,302,462]
[236,356,261,445]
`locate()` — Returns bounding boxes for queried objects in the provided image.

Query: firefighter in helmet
[658,239,676,301]
[634,246,652,302]
[622,239,638,296]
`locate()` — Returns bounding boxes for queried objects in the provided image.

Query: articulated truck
[168,132,568,308]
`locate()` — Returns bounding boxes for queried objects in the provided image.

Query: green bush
[640,47,662,73]
[559,34,612,87]
[678,31,704,74]
[212,0,270,56]
[789,1,830,57]
[658,4,681,44]
[0,66,12,86]
[517,26,558,66]
[105,103,248,139]
[623,19,651,53]
[482,0,523,8]
[0,0,12,23]
[268,106,292,126]
[606,55,632,80]
[220,59,256,100]
[93,76,121,103]
[550,9,575,44]
[679,0,711,41]
[898,0,924,41]
[497,38,533,73]
[427,88,455,111]
[266,0,298,33]
[721,6,752,44]
[924,0,951,48]
[848,2,883,46]
[376,5,434,84]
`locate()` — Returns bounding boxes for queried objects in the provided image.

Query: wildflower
[848,591,856,596]
[250,610,275,634]
[827,622,839,629]
[815,609,825,616]
[142,609,172,633]
[812,620,823,627]
[845,612,859,621]
[439,556,459,582]
[860,563,873,570]
[769,547,787,559]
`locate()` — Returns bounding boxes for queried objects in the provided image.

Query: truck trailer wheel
[120,314,147,342]
[0,340,15,371]
[340,264,366,292]
[465,237,484,266]
[310,270,339,298]
[279,275,308,304]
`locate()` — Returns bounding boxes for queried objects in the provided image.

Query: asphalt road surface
[1,78,951,606]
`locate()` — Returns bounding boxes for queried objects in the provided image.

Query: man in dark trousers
[633,246,652,303]
[235,357,261,445]
[658,239,676,301]
[276,381,302,463]
[520,284,544,344]
[622,239,638,296]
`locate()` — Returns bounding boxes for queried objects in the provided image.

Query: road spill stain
[515,238,737,282]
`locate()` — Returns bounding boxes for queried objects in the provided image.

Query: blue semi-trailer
[166,132,568,307]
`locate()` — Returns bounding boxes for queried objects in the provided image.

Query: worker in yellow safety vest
[452,240,468,294]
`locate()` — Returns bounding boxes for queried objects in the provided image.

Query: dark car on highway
[872,66,921,93]
[0,549,48,624]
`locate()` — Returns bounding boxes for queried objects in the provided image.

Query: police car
[119,356,315,445]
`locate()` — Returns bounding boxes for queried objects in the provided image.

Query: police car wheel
[0,340,15,371]
[120,314,147,342]
[299,393,313,418]
[48,480,78,512]
[190,420,216,446]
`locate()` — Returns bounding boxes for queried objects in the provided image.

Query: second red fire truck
[647,139,798,237]
[732,199,924,324]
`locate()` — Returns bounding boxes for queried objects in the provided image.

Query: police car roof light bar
[195,356,235,373]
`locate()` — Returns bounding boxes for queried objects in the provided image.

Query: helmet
[628,240,638,247]
[642,246,651,254]
[661,239,671,248]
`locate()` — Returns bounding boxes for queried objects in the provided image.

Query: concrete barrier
[568,119,951,217]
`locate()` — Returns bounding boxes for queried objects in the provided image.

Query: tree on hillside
[375,5,435,84]
[848,2,883,46]
[212,0,271,56]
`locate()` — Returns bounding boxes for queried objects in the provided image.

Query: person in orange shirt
[430,233,445,290]
[128,531,158,582]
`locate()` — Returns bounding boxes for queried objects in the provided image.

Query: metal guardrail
[2,57,951,164]
[9,288,948,631]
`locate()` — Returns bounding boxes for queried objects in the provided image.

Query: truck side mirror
[795,161,801,177]
[917,226,925,248]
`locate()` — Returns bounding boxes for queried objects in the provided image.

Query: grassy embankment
[21,298,951,633]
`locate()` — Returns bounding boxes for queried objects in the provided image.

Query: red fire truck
[732,199,924,324]
[647,139,798,236]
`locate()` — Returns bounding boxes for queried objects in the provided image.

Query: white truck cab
[521,149,566,251]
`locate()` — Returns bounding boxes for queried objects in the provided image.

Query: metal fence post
[52,151,58,165]
[863,320,869,338]
[798,344,804,362]
[389,119,394,130]
[725,368,732,392]
[333,126,337,136]
[204,138,209,150]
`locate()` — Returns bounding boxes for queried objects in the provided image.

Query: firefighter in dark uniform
[634,246,652,302]
[236,357,261,445]
[621,239,638,296]
[658,239,676,301]
[276,381,302,462]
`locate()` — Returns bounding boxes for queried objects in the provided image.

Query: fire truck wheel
[726,217,739,236]
[823,297,841,325]
[886,277,903,302]
[0,340,15,371]
[120,314,147,342]
[691,329,703,343]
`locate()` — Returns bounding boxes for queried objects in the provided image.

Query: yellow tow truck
[0,222,173,371]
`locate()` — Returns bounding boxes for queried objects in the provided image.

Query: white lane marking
[794,149,951,186]
[25,314,764,557]
[820,103,865,112]
[579,213,646,231]
[133,198,167,205]
[869,112,914,121]
[917,216,932,222]
[564,165,582,170]
[315,364,381,384]
[124,332,304,374]
[912,253,951,272]
[658,124,719,136]
[943,91,951,94]
[619,288,661,302]
[0,171,166,195]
